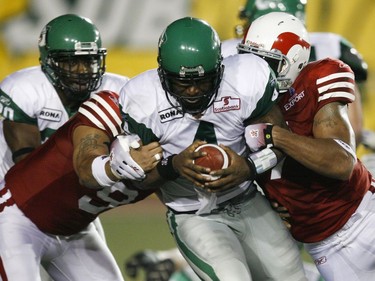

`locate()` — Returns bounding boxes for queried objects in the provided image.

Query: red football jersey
[4,91,154,236]
[257,58,374,243]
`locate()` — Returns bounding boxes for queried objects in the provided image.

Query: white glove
[245,123,274,152]
[109,134,146,181]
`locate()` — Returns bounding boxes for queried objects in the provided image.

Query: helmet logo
[272,32,310,55]
[244,40,263,49]
[38,27,47,47]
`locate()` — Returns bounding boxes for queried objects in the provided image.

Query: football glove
[245,123,274,152]
[125,250,175,281]
[109,134,146,181]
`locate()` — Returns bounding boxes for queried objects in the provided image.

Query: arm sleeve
[78,90,123,138]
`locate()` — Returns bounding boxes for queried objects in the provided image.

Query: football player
[223,0,368,147]
[0,89,162,280]
[0,13,129,280]
[240,12,375,281]
[126,2,370,280]
[120,17,308,281]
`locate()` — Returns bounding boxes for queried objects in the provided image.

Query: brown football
[194,144,229,170]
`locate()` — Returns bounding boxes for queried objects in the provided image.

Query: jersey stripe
[318,92,355,102]
[316,71,355,102]
[317,81,355,94]
[316,72,354,84]
[90,94,122,125]
[81,101,120,136]
[78,92,122,137]
[78,107,106,130]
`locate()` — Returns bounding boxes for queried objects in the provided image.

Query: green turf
[99,197,176,280]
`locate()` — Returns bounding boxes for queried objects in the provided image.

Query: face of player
[168,76,214,105]
[57,56,100,92]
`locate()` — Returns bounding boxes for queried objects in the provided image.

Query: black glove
[125,250,176,281]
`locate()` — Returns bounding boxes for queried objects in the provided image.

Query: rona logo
[159,107,183,123]
[39,108,62,122]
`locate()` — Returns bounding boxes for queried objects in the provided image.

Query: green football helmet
[157,17,224,115]
[38,14,107,102]
[236,0,306,37]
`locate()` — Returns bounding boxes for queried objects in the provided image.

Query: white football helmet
[238,12,310,91]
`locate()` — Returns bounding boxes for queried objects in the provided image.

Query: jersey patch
[158,107,183,123]
[213,96,240,113]
[39,108,63,122]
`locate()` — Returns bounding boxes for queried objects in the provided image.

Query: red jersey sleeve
[78,90,123,137]
[309,58,355,111]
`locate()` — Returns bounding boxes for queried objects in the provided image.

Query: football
[194,144,229,171]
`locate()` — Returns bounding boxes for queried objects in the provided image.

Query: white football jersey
[0,66,129,179]
[119,53,279,214]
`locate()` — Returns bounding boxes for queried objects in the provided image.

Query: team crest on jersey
[39,108,62,122]
[38,26,47,47]
[159,107,183,123]
[213,96,240,113]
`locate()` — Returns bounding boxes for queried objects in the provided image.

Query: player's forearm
[77,155,119,189]
[272,126,355,180]
[3,120,41,162]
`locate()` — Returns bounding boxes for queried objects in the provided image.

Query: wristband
[156,154,179,180]
[12,147,35,162]
[247,148,278,176]
[92,155,118,187]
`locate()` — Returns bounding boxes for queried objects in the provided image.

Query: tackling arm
[272,102,356,180]
[73,125,118,189]
[73,125,162,189]
[244,104,287,160]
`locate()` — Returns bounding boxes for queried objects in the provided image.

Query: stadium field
[99,196,176,280]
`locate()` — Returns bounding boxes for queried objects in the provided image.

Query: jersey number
[78,182,139,215]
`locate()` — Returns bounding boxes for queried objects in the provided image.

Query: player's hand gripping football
[110,134,162,181]
[171,140,212,187]
[201,144,253,192]
[172,140,252,191]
